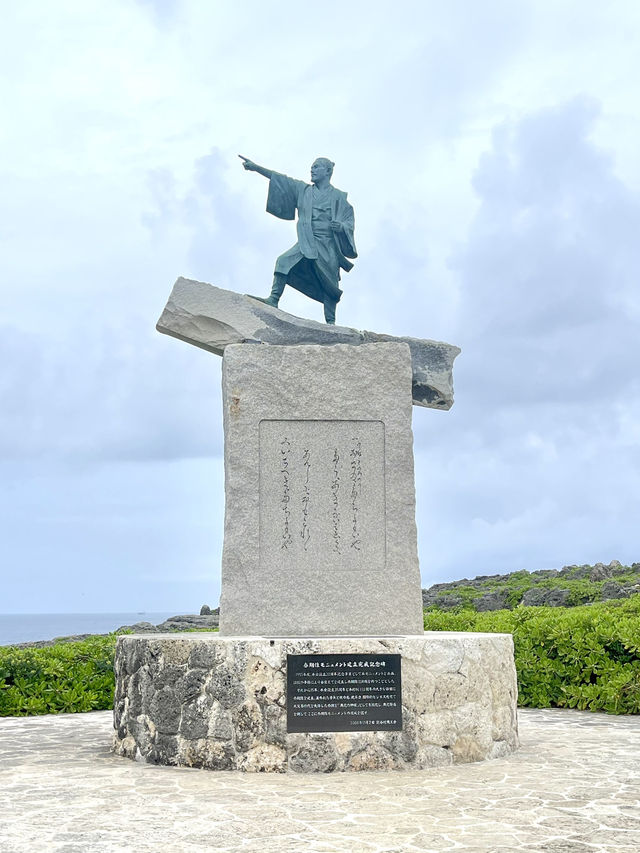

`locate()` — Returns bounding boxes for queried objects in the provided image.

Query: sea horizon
[0,611,182,646]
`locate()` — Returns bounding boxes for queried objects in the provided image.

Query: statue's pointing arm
[238,155,273,179]
[239,155,301,221]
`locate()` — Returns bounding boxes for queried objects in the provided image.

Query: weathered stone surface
[7,708,640,851]
[560,559,627,579]
[156,614,219,631]
[113,633,519,773]
[220,342,423,636]
[156,277,460,410]
[475,590,510,611]
[600,581,630,600]
[590,563,613,582]
[521,587,571,607]
[116,621,159,634]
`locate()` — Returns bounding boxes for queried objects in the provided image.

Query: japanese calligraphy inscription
[259,420,386,572]
[287,653,402,733]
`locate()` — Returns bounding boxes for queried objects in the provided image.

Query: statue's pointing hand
[238,154,256,171]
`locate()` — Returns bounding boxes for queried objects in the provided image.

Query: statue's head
[311,157,334,184]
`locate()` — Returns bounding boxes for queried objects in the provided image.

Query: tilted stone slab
[113,633,519,772]
[157,277,460,410]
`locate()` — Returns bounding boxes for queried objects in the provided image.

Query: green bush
[0,635,116,717]
[424,597,640,714]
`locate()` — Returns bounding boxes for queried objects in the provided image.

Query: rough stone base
[113,633,518,773]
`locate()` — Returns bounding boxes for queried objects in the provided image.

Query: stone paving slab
[1,708,639,852]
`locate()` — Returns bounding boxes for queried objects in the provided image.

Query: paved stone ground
[1,708,639,853]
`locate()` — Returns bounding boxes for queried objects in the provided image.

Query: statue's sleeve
[266,172,306,221]
[336,199,357,259]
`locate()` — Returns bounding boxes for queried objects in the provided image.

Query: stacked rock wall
[113,633,519,773]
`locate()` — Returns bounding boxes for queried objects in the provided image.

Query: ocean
[0,612,179,646]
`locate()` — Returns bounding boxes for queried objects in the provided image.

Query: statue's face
[310,159,331,184]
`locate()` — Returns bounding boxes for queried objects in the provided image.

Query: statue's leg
[265,273,286,306]
[323,299,336,325]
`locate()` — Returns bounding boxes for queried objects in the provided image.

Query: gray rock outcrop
[422,560,640,613]
[156,277,460,410]
[559,560,626,580]
[589,563,613,582]
[475,590,510,612]
[9,634,98,649]
[520,588,571,607]
[155,614,219,632]
[600,581,629,601]
[115,621,160,634]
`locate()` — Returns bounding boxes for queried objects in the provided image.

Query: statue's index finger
[238,154,249,162]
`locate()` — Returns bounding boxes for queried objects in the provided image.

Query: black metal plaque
[286,653,402,733]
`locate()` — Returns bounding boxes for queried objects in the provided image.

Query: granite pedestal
[219,342,423,636]
[113,633,519,772]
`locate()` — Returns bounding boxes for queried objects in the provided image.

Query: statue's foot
[247,294,279,307]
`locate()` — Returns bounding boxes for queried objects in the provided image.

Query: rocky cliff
[422,560,640,611]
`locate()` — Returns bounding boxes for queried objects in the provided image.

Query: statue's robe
[266,172,357,305]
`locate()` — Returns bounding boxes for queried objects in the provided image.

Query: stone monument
[112,163,518,771]
[220,341,422,636]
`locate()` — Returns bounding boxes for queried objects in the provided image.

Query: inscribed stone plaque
[287,653,402,733]
[259,420,385,573]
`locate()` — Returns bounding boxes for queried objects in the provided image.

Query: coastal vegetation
[0,635,116,716]
[0,627,217,717]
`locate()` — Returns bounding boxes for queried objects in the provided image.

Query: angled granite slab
[157,277,461,410]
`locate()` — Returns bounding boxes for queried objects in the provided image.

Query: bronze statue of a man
[239,155,357,324]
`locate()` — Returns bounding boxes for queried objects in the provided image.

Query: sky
[1,0,639,613]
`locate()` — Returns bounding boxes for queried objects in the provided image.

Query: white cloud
[0,321,222,462]
[414,95,640,582]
